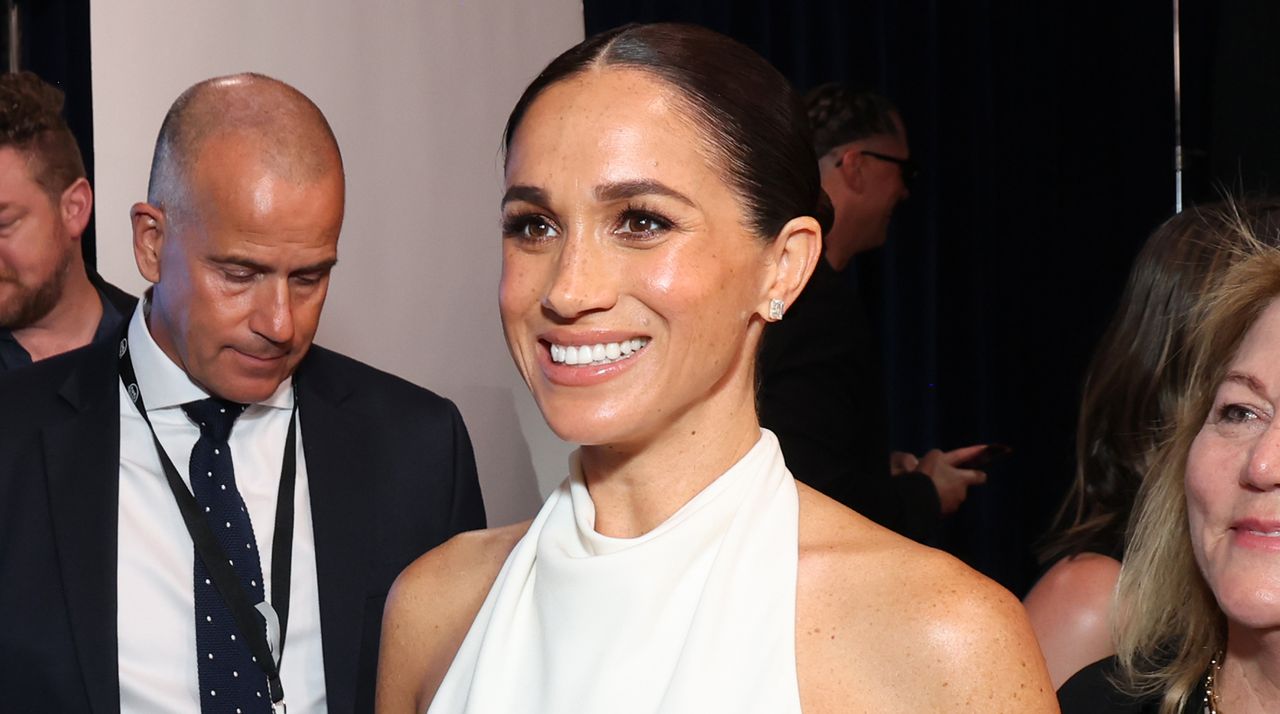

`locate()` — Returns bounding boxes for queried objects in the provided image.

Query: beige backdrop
[90,1,584,525]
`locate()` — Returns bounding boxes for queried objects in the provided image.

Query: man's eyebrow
[595,179,697,209]
[292,258,338,275]
[209,256,338,274]
[502,185,548,207]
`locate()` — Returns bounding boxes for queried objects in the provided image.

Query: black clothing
[1059,656,1207,714]
[758,258,941,541]
[0,270,137,371]
[0,336,486,713]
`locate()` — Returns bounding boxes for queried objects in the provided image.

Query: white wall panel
[91,1,584,525]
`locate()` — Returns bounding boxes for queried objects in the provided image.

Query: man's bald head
[146,72,343,223]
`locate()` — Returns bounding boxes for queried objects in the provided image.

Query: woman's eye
[615,211,671,238]
[1218,403,1259,424]
[504,214,560,241]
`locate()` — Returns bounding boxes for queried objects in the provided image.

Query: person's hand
[917,444,988,515]
[889,450,919,475]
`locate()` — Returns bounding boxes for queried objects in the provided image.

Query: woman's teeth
[549,338,649,366]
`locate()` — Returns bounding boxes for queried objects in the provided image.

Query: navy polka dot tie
[182,398,272,713]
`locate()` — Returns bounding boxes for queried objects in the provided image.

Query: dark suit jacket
[0,337,486,713]
[758,257,941,541]
[88,270,139,320]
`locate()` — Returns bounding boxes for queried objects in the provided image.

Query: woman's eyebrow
[595,179,697,208]
[502,184,548,207]
[1223,371,1268,398]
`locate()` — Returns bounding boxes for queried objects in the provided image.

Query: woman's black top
[1059,656,1208,714]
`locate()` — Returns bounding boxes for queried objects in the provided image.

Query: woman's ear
[758,215,822,322]
[131,203,166,285]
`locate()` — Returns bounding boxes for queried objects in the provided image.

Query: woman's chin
[538,406,654,450]
[1216,579,1280,632]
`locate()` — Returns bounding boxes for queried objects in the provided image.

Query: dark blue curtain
[585,1,1178,594]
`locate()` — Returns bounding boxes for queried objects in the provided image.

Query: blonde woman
[1059,236,1280,713]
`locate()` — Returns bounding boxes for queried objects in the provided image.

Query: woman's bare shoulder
[794,484,1057,713]
[376,522,530,714]
[1024,552,1121,688]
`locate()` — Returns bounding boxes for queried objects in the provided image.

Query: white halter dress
[428,429,802,714]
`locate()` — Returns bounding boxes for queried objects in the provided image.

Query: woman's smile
[498,68,773,447]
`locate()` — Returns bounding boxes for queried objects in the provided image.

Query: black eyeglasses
[836,150,920,186]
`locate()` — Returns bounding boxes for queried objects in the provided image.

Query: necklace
[1203,650,1223,714]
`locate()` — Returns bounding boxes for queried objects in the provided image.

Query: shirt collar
[92,285,126,343]
[126,298,294,411]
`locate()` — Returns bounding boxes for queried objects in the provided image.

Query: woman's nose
[1243,420,1280,491]
[540,235,617,318]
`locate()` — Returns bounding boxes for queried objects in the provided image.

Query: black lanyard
[117,327,296,711]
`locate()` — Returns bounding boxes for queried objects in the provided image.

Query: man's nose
[250,279,296,346]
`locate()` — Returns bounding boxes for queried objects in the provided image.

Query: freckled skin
[499,69,770,453]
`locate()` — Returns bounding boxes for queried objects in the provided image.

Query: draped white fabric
[430,429,802,713]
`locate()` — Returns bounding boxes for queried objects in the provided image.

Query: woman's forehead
[509,68,732,193]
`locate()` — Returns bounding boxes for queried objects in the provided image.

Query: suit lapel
[297,352,372,714]
[43,343,122,714]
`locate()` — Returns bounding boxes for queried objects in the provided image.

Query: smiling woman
[1059,234,1280,713]
[377,23,1056,714]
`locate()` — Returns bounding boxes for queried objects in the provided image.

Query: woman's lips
[536,334,650,386]
[548,337,649,366]
[1231,518,1280,551]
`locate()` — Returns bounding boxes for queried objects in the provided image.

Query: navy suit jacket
[0,336,486,713]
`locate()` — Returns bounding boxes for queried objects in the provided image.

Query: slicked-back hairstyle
[0,71,86,199]
[1115,227,1280,714]
[804,83,901,158]
[502,22,833,240]
[146,72,343,223]
[1041,198,1280,565]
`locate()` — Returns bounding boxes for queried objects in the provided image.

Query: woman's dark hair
[502,22,833,240]
[1041,197,1280,563]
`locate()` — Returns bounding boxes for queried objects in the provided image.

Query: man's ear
[757,215,822,322]
[838,148,867,194]
[131,202,166,285]
[58,178,93,240]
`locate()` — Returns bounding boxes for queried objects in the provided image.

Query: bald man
[0,74,485,713]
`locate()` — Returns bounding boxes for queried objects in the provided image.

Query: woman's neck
[579,376,762,539]
[1220,625,1280,713]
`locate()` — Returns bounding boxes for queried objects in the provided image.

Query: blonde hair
[1115,225,1280,712]
[1043,200,1280,564]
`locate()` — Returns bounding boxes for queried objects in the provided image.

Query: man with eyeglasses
[759,83,986,543]
[811,87,917,270]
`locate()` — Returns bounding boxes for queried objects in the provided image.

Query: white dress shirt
[117,303,328,712]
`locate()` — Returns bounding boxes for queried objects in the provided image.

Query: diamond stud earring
[768,298,785,321]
